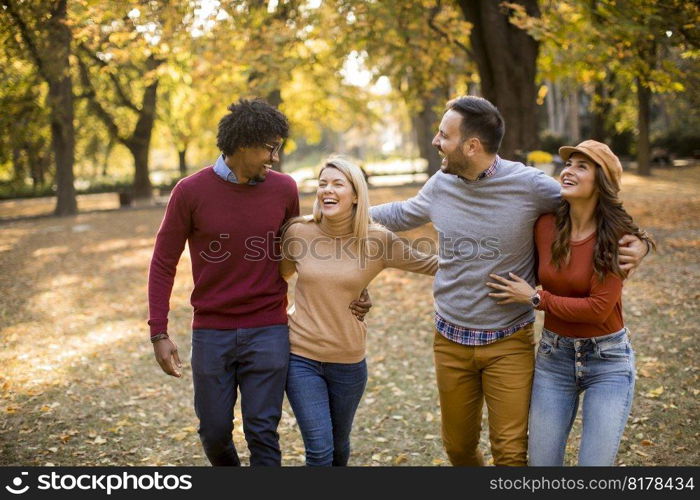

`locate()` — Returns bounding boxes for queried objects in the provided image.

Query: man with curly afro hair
[147,98,299,466]
[215,98,290,183]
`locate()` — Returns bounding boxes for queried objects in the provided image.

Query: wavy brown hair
[551,165,655,280]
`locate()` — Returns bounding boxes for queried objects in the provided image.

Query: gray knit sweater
[370,158,560,330]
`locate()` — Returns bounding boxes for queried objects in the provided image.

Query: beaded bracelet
[150,333,169,343]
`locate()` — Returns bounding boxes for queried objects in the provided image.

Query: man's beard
[441,150,467,175]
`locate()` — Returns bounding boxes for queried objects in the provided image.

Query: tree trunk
[590,70,618,144]
[12,147,25,184]
[45,1,77,214]
[546,79,571,138]
[635,39,656,177]
[545,79,557,136]
[636,77,652,176]
[456,0,540,159]
[590,81,609,142]
[78,51,160,199]
[102,136,114,177]
[566,90,580,143]
[266,88,284,172]
[128,142,152,199]
[412,90,442,177]
[28,147,47,190]
[126,77,159,199]
[178,147,188,177]
[5,0,77,214]
[49,72,78,214]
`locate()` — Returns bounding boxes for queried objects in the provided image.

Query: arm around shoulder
[618,232,655,276]
[381,228,438,276]
[370,173,437,231]
[279,219,305,280]
[530,170,561,214]
[284,175,301,220]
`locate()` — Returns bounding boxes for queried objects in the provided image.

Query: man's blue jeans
[285,353,367,466]
[528,327,635,466]
[191,325,289,466]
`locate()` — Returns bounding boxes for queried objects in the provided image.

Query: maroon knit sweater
[147,167,299,337]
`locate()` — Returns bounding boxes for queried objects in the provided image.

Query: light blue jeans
[285,353,367,466]
[528,327,635,466]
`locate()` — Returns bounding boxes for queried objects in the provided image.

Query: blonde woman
[280,156,438,466]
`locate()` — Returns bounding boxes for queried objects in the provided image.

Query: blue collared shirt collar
[213,154,258,185]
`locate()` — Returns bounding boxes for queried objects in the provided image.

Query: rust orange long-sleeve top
[534,214,624,338]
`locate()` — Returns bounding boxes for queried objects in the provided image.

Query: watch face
[531,294,541,307]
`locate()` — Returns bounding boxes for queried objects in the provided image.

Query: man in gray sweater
[370,96,647,466]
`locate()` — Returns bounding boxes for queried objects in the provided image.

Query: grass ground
[0,165,698,466]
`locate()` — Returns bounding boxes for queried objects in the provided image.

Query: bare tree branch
[76,55,127,144]
[77,44,141,113]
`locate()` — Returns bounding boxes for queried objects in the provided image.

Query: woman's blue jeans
[528,328,635,466]
[285,353,367,466]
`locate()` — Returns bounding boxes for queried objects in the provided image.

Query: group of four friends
[147,96,653,467]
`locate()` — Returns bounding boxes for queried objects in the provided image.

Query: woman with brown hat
[486,140,654,465]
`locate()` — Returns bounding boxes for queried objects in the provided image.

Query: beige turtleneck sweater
[281,213,438,363]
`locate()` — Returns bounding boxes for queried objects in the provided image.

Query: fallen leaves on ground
[1,166,699,466]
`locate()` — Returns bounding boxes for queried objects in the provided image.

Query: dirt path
[1,167,698,466]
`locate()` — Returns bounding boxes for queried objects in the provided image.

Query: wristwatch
[530,292,541,308]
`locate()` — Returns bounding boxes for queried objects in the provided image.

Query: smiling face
[560,152,599,202]
[234,138,282,183]
[317,166,357,219]
[432,110,470,175]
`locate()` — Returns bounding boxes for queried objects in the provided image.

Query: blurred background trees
[1,0,698,214]
[3,0,77,214]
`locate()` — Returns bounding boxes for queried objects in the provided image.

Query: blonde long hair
[286,155,376,262]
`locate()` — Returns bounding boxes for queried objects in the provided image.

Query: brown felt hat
[559,140,623,193]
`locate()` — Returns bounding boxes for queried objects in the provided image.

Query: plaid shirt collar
[460,155,500,183]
